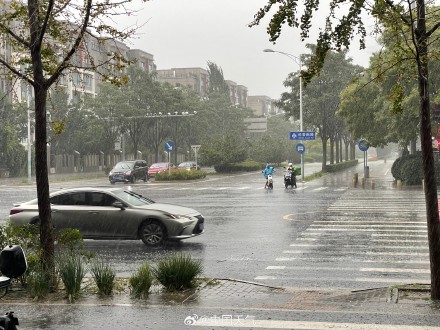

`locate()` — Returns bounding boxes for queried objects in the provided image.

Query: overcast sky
[122,0,380,99]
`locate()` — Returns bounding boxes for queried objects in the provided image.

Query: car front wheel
[140,221,166,246]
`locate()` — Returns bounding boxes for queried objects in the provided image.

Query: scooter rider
[286,162,297,188]
[262,163,275,188]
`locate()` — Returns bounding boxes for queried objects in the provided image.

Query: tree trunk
[28,0,55,282]
[416,0,440,299]
[339,138,343,162]
[34,86,55,276]
[330,138,334,164]
[345,142,349,161]
[335,136,340,163]
[321,136,327,172]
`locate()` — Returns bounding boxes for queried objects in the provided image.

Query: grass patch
[129,263,154,298]
[57,253,86,302]
[90,257,116,296]
[26,267,51,299]
[153,253,203,291]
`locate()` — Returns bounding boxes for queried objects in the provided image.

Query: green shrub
[155,169,207,181]
[324,159,358,173]
[214,161,264,173]
[153,253,203,291]
[391,153,423,185]
[91,257,116,296]
[129,263,154,298]
[57,253,86,302]
[400,157,423,185]
[26,267,51,299]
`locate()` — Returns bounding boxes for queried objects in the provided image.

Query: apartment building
[247,95,273,116]
[155,67,209,96]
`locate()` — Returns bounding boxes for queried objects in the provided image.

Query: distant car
[178,162,200,171]
[108,160,148,184]
[9,187,205,246]
[148,162,176,177]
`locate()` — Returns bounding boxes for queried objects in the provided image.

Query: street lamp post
[263,49,304,182]
[26,83,32,183]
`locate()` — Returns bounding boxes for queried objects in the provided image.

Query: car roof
[50,187,125,196]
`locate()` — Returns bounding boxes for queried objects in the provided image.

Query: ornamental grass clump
[26,267,51,299]
[153,253,203,291]
[129,263,154,298]
[57,253,86,302]
[91,257,116,296]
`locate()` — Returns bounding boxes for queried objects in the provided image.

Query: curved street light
[263,48,304,182]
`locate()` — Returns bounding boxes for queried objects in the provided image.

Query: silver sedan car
[9,187,205,246]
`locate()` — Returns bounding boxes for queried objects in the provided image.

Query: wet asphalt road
[0,161,430,290]
[0,160,437,329]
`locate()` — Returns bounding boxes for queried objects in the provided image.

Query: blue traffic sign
[296,143,305,154]
[358,139,369,152]
[164,140,175,152]
[290,131,316,140]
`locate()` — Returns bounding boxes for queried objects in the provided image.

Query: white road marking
[360,267,429,274]
[193,319,437,329]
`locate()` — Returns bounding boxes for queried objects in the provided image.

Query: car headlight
[167,214,192,221]
[125,170,132,175]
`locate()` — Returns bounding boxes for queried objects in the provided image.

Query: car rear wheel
[140,221,166,246]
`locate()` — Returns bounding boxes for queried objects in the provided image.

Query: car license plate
[198,223,204,231]
[115,175,123,180]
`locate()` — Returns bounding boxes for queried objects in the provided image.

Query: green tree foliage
[0,96,26,177]
[200,133,247,166]
[0,0,140,281]
[277,47,361,170]
[207,61,229,95]
[250,0,440,300]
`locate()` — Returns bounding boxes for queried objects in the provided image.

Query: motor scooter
[265,174,274,189]
[284,169,297,188]
[0,312,18,330]
[0,245,26,330]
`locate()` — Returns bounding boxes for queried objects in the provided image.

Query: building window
[84,74,93,89]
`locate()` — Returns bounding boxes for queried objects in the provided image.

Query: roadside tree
[250,0,440,299]
[0,0,139,280]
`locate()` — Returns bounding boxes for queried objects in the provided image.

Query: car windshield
[113,190,155,206]
[114,162,133,170]
[151,163,167,168]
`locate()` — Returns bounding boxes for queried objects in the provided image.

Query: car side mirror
[112,201,126,210]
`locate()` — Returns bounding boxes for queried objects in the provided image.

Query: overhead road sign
[289,131,316,140]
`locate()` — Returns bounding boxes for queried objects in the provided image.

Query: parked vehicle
[284,169,297,188]
[108,160,148,184]
[0,311,18,330]
[148,162,176,177]
[178,162,200,171]
[0,245,27,301]
[9,187,205,247]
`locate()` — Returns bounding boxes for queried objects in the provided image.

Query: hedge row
[324,159,359,173]
[155,169,207,181]
[214,161,265,173]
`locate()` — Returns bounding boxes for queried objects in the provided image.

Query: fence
[49,152,187,175]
